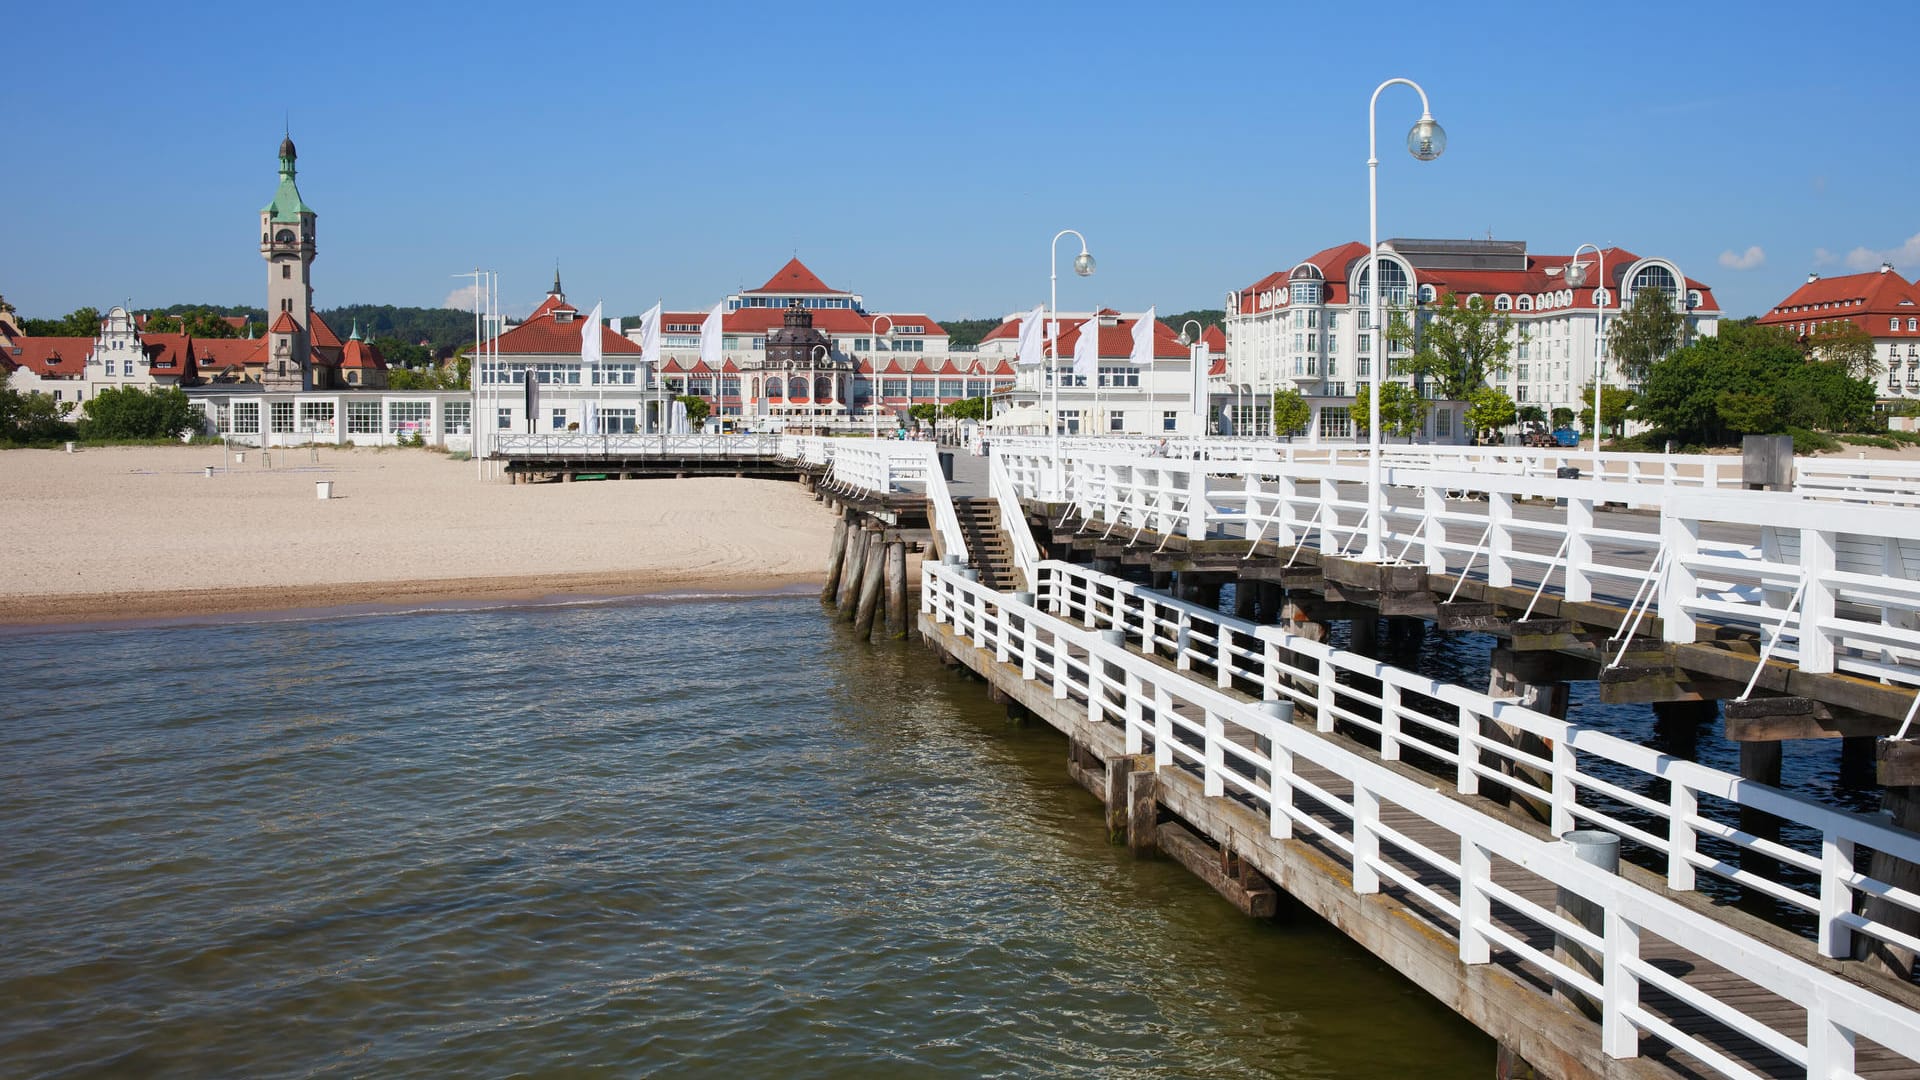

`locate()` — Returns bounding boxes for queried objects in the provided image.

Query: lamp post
[1364,77,1446,563]
[1051,229,1095,497]
[973,357,994,421]
[808,343,830,428]
[1563,245,1607,476]
[1178,319,1207,440]
[868,314,893,439]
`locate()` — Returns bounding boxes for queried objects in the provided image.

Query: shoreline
[0,569,830,628]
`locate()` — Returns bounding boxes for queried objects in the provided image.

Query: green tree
[20,306,101,338]
[943,396,986,422]
[1607,288,1686,381]
[145,308,242,338]
[1631,320,1877,445]
[1404,293,1514,400]
[1517,404,1546,426]
[935,319,1001,350]
[1550,406,1575,430]
[77,385,197,440]
[1163,309,1225,335]
[1578,386,1638,440]
[1348,382,1423,441]
[909,401,941,438]
[1806,319,1879,380]
[1464,386,1518,444]
[374,337,432,370]
[676,394,711,431]
[1271,387,1311,437]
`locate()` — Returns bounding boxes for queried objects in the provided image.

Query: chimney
[1882,261,1896,274]
[1807,272,1820,283]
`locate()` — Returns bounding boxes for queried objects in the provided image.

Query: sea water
[0,595,1490,1078]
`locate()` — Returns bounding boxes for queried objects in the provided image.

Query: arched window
[815,374,832,400]
[1494,295,1512,311]
[788,375,808,399]
[1418,284,1437,304]
[1355,258,1411,306]
[762,378,780,399]
[1687,290,1703,310]
[1628,264,1679,304]
[1288,263,1323,306]
[1516,295,1533,312]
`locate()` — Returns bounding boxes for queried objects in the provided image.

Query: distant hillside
[1162,309,1225,335]
[940,318,1003,350]
[317,305,482,356]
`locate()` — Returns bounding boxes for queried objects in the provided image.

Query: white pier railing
[993,443,1920,690]
[920,558,1920,1079]
[494,432,785,456]
[811,439,969,566]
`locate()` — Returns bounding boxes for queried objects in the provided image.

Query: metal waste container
[937,450,955,482]
[1554,465,1579,506]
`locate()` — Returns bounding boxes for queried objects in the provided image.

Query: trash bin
[1554,465,1579,507]
[937,450,955,482]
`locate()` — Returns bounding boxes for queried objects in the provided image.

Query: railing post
[1818,833,1856,959]
[1352,783,1381,893]
[1801,527,1838,674]
[1660,508,1701,645]
[1423,485,1448,573]
[1185,462,1207,542]
[1205,707,1225,797]
[1551,737,1577,836]
[1601,909,1641,1059]
[1459,838,1491,963]
[1456,705,1479,795]
[1487,490,1515,588]
[1566,496,1595,603]
[1380,681,1402,761]
[1316,654,1337,734]
[1806,998,1858,1080]
[1276,474,1301,547]
[1216,624,1233,689]
[1667,779,1698,891]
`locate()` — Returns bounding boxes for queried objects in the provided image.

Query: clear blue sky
[4,0,1916,324]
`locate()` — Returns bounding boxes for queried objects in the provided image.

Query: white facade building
[1226,238,1721,441]
[979,310,1212,435]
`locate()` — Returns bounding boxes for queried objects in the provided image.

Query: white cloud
[445,284,483,310]
[1813,248,1837,267]
[1718,246,1766,271]
[1842,232,1920,273]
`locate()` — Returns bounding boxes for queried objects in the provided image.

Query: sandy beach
[0,446,836,624]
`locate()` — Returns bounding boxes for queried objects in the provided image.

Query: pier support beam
[854,533,885,639]
[1232,579,1257,619]
[822,511,850,603]
[1860,744,1920,978]
[1736,738,1784,911]
[1485,648,1569,826]
[883,542,908,639]
[837,525,870,617]
[1127,766,1159,857]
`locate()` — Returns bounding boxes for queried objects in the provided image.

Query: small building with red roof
[1755,264,1920,400]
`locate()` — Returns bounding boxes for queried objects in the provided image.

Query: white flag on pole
[581,300,604,368]
[638,301,662,367]
[1072,314,1099,380]
[1130,304,1156,366]
[698,302,724,367]
[1015,304,1046,367]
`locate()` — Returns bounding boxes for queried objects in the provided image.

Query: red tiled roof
[752,257,838,295]
[1045,316,1190,360]
[340,337,386,369]
[485,298,643,357]
[718,308,946,336]
[3,335,91,377]
[1755,269,1920,336]
[1202,326,1226,353]
[310,311,342,350]
[1209,358,1227,377]
[269,311,301,334]
[196,337,264,373]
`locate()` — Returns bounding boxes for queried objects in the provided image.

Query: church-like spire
[263,131,314,222]
[349,319,362,341]
[551,263,564,300]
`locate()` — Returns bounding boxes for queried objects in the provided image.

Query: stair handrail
[990,447,1041,589]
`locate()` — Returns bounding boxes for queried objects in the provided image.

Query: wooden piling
[1127,767,1159,857]
[854,533,885,638]
[883,541,907,638]
[836,525,868,616]
[822,512,849,603]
